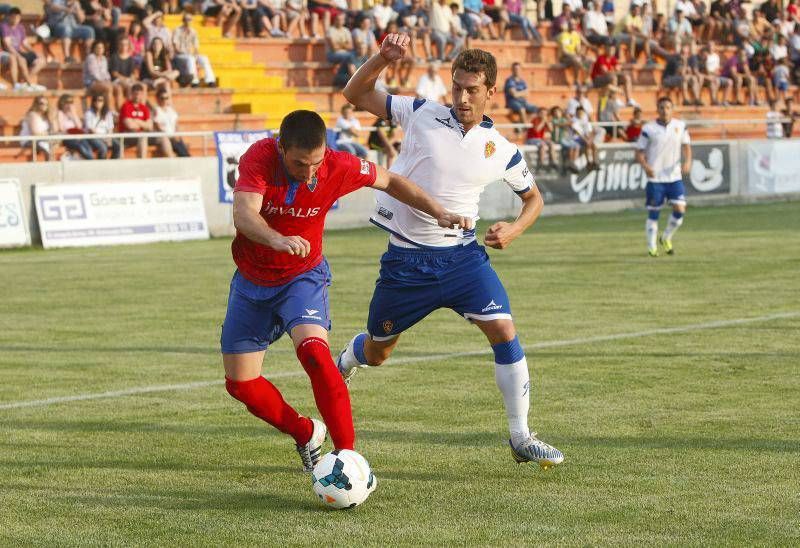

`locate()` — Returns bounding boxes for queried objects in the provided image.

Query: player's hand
[269,235,311,257]
[436,212,475,231]
[644,166,655,178]
[484,222,520,250]
[380,33,410,63]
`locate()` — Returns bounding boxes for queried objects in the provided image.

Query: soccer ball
[311,449,377,509]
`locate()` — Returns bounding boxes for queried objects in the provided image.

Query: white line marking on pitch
[1,311,797,410]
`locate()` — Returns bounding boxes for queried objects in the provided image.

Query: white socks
[494,357,531,445]
[662,213,684,241]
[646,219,658,250]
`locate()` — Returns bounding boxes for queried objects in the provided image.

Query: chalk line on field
[1,311,797,410]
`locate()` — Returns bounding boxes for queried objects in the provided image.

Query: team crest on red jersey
[360,159,370,175]
[382,320,393,334]
[484,141,496,158]
[306,175,318,192]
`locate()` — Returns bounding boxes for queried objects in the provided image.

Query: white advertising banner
[746,140,800,195]
[35,179,209,249]
[0,178,30,248]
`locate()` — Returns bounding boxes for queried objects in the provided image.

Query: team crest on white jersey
[484,141,496,158]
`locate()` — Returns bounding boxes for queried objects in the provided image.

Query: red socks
[225,376,313,445]
[296,337,355,450]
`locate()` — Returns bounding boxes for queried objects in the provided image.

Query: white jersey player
[336,33,563,470]
[635,96,692,256]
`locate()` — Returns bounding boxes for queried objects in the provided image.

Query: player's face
[451,68,495,130]
[280,144,326,182]
[657,100,673,123]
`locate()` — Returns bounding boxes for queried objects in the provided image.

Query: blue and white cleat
[296,418,327,473]
[509,432,564,470]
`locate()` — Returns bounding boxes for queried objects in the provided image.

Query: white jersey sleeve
[387,94,427,127]
[635,129,649,150]
[503,148,536,195]
[681,124,691,144]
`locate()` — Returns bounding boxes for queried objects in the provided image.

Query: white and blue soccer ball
[311,449,377,509]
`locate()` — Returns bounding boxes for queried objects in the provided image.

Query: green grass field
[1,202,799,545]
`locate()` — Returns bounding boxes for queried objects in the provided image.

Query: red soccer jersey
[118,100,150,132]
[232,138,377,286]
[591,54,618,80]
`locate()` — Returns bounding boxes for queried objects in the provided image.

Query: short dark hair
[279,110,327,151]
[452,49,497,88]
[131,82,145,92]
[657,96,673,106]
[9,7,21,15]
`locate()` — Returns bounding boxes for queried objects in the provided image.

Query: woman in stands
[21,96,54,161]
[55,93,97,159]
[141,37,179,90]
[127,19,146,67]
[84,92,119,159]
[83,40,115,109]
[109,36,139,109]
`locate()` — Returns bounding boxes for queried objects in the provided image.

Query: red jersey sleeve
[331,150,377,197]
[234,140,273,194]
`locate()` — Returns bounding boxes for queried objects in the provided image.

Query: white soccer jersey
[636,118,691,183]
[371,94,535,248]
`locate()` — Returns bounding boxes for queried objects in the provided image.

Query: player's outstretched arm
[343,33,410,119]
[484,185,544,250]
[372,165,473,230]
[233,191,311,257]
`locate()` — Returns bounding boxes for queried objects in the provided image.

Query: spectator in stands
[202,0,242,38]
[84,41,116,110]
[415,61,447,102]
[308,0,338,37]
[400,0,433,60]
[372,0,397,37]
[550,3,572,40]
[81,0,120,52]
[790,23,800,68]
[669,7,695,48]
[505,0,542,44]
[504,62,537,131]
[525,107,556,171]
[327,12,356,86]
[45,0,95,63]
[722,48,758,105]
[613,3,655,66]
[781,96,798,136]
[565,105,599,172]
[624,106,643,142]
[352,13,378,56]
[749,49,774,104]
[173,13,217,88]
[601,0,615,27]
[772,57,791,105]
[141,37,180,90]
[152,89,190,157]
[557,19,588,88]
[750,9,772,42]
[21,95,54,161]
[674,0,702,39]
[0,8,46,91]
[283,0,310,38]
[591,42,637,107]
[482,0,509,39]
[692,44,730,105]
[462,0,495,40]
[662,45,702,106]
[110,36,139,109]
[143,11,172,52]
[84,92,119,159]
[765,98,784,137]
[367,115,400,166]
[566,84,593,118]
[334,103,368,158]
[549,105,570,174]
[128,19,146,67]
[55,93,97,160]
[709,0,732,43]
[119,82,152,158]
[0,48,19,90]
[583,1,611,46]
[761,0,780,24]
[597,86,623,140]
[429,0,464,61]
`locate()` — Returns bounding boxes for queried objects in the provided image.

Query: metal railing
[0,118,791,161]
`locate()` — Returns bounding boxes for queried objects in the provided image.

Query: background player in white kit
[636,97,692,257]
[337,33,563,469]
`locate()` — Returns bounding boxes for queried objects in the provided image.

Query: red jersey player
[222,110,471,473]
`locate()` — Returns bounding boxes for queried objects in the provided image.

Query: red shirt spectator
[526,114,547,140]
[119,98,150,131]
[625,121,642,142]
[591,53,618,80]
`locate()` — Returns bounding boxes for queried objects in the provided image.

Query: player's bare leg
[473,318,564,470]
[223,350,325,472]
[336,333,400,385]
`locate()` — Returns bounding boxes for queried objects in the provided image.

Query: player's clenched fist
[436,212,475,231]
[269,235,311,257]
[483,221,520,249]
[380,33,410,63]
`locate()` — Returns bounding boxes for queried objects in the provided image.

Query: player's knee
[225,376,252,403]
[492,335,525,365]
